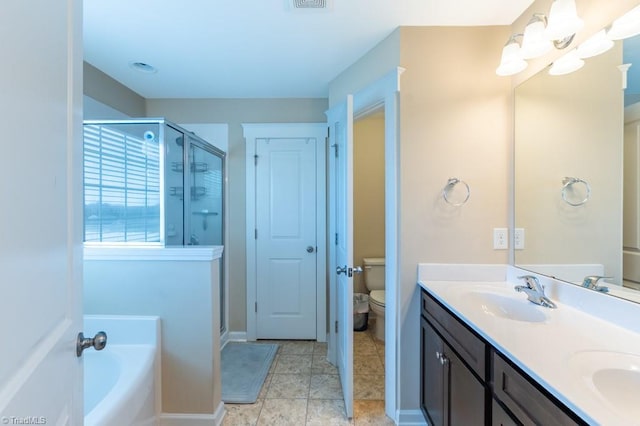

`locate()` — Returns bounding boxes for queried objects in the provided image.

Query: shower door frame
[169,122,227,334]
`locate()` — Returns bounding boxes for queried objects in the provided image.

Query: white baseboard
[221,331,247,350]
[214,402,226,426]
[396,409,427,425]
[227,331,247,342]
[160,403,226,426]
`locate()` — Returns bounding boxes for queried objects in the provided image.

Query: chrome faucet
[515,275,557,309]
[581,275,611,293]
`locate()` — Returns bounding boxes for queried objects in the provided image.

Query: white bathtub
[84,315,161,426]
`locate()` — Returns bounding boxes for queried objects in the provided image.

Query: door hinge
[254,154,258,166]
[335,320,338,333]
[255,302,258,313]
[255,229,258,239]
[332,143,338,158]
[335,233,338,245]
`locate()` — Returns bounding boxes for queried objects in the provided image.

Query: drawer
[492,351,584,426]
[421,290,486,380]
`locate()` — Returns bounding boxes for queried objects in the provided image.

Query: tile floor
[222,319,393,425]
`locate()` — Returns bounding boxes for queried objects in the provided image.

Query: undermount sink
[568,351,640,420]
[461,291,549,323]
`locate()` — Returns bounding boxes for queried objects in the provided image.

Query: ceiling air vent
[291,0,326,9]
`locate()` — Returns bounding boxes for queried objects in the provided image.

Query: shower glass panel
[187,139,223,246]
[83,118,226,333]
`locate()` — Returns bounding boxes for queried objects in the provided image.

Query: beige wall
[353,113,386,294]
[83,62,146,117]
[395,26,513,409]
[329,29,401,107]
[84,256,221,415]
[514,44,623,282]
[145,99,328,332]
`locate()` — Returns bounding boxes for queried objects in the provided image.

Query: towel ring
[443,178,470,206]
[561,177,591,206]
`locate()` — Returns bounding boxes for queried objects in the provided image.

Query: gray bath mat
[221,342,278,403]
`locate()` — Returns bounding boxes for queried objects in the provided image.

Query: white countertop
[417,264,640,426]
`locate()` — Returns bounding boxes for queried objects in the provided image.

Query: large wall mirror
[514,25,640,303]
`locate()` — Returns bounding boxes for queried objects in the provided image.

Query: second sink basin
[568,351,640,421]
[461,290,549,323]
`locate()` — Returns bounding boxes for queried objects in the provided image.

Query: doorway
[244,123,328,341]
[353,109,386,404]
[327,67,403,422]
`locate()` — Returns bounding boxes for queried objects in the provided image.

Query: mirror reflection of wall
[514,42,624,286]
[625,34,640,106]
[624,34,640,290]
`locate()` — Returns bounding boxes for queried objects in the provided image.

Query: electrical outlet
[514,228,525,250]
[493,228,508,250]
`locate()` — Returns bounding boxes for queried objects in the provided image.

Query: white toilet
[363,257,385,342]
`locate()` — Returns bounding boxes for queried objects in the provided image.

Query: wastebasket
[353,293,370,331]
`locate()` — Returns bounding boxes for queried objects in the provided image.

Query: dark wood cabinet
[491,399,518,426]
[492,352,585,426]
[421,316,446,426]
[420,295,486,426]
[420,289,586,426]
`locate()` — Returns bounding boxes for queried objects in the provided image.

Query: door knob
[352,266,363,274]
[306,246,315,253]
[336,266,348,275]
[76,331,108,357]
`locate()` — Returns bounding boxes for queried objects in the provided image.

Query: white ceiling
[83,0,534,99]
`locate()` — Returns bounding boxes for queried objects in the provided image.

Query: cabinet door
[421,316,446,426]
[447,344,485,426]
[492,399,519,426]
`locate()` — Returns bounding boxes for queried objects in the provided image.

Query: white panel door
[0,0,83,424]
[328,96,355,418]
[256,138,317,339]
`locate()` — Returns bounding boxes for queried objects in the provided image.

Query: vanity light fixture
[576,29,614,59]
[496,0,584,76]
[496,34,528,76]
[606,5,640,41]
[521,14,553,59]
[549,49,584,76]
[544,0,584,46]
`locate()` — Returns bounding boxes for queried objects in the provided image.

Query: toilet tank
[363,257,385,291]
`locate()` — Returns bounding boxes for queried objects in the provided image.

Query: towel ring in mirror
[443,178,470,206]
[561,177,591,206]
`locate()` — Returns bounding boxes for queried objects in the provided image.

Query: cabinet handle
[435,351,449,365]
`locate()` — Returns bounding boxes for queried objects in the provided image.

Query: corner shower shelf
[169,186,207,201]
[171,161,208,173]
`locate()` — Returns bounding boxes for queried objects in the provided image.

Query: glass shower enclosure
[83,118,226,331]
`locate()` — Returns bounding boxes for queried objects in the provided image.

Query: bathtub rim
[83,314,161,424]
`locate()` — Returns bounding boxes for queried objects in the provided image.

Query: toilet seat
[369,290,385,308]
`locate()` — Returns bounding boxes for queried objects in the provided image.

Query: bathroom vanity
[418,264,640,425]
